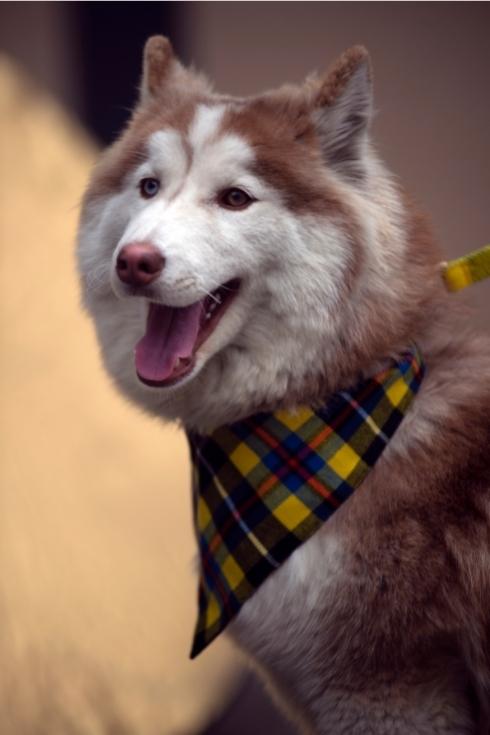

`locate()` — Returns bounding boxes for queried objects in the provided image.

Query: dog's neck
[159,300,451,435]
[163,293,453,435]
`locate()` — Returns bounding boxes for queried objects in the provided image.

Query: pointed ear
[140,35,176,103]
[312,46,373,182]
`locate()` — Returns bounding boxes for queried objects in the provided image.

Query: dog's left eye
[139,177,160,199]
[218,188,253,210]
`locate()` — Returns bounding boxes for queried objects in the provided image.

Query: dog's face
[78,37,420,431]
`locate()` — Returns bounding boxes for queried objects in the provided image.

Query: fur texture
[77,36,490,734]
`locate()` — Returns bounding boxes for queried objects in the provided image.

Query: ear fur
[312,46,373,182]
[140,35,176,103]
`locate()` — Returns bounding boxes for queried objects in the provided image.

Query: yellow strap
[442,244,490,292]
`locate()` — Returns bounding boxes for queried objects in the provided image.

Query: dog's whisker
[198,288,220,303]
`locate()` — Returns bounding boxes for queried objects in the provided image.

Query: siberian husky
[77,36,490,734]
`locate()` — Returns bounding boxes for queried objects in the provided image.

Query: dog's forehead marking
[147,129,185,160]
[147,129,188,182]
[187,104,257,184]
[188,104,226,150]
[144,103,256,194]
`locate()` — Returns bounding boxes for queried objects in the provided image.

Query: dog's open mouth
[134,279,240,387]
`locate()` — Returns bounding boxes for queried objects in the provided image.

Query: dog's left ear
[312,46,373,182]
[140,35,177,103]
[139,35,211,106]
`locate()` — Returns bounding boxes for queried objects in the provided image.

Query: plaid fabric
[187,347,425,657]
[442,244,490,292]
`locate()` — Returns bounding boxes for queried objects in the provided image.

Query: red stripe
[254,425,340,506]
[203,425,340,558]
[199,536,234,619]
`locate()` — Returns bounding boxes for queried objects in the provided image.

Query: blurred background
[0,3,489,734]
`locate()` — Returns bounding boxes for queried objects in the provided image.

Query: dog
[77,36,490,734]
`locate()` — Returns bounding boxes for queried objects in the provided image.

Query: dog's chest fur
[230,341,490,733]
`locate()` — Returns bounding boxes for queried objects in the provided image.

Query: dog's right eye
[218,188,254,210]
[139,178,160,199]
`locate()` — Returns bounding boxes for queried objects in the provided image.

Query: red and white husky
[78,36,490,734]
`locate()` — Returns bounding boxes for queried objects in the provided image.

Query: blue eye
[139,177,160,199]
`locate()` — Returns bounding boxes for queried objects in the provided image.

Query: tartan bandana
[187,347,425,657]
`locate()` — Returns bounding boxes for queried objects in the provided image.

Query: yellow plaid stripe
[273,494,311,530]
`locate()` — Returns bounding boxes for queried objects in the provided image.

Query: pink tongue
[135,301,203,382]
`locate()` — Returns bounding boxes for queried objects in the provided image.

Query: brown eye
[139,177,160,199]
[218,188,253,210]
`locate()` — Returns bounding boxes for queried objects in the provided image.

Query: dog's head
[78,37,440,431]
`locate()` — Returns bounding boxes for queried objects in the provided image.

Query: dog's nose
[116,243,165,286]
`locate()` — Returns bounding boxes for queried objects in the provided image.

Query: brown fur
[141,35,175,98]
[318,45,371,107]
[340,380,490,700]
[223,98,340,214]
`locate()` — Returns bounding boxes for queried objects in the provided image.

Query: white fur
[188,104,226,149]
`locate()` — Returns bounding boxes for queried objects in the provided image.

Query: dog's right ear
[140,35,176,103]
[312,46,373,183]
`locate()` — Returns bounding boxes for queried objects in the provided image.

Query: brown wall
[1,2,488,326]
